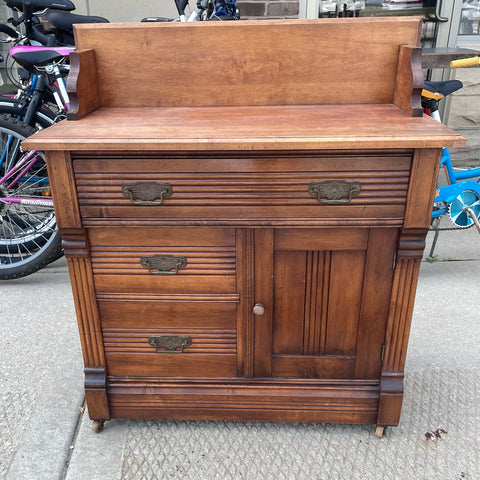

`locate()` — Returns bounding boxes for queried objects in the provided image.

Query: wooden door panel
[272,249,365,378]
[275,229,368,251]
[266,228,388,380]
[272,250,306,354]
[324,251,366,355]
[271,355,355,379]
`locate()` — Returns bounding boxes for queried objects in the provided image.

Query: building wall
[240,1,299,18]
[71,0,192,22]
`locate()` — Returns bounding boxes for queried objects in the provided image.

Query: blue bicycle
[422,59,480,255]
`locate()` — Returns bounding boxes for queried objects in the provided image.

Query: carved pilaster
[64,229,109,420]
[378,230,425,426]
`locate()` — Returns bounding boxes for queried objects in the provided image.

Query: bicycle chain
[429,224,474,232]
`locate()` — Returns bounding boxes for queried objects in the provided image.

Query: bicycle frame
[425,99,480,225]
[0,49,68,209]
[421,74,480,259]
[10,48,71,123]
[0,45,70,212]
[439,146,480,184]
[0,148,53,208]
[430,146,480,233]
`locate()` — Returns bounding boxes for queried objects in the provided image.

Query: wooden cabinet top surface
[24,103,464,152]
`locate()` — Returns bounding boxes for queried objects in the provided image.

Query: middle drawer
[88,227,237,295]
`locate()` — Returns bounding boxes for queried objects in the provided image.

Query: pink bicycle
[0,115,60,279]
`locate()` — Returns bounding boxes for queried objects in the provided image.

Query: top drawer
[73,152,412,226]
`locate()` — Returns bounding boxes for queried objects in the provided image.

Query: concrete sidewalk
[1,226,479,480]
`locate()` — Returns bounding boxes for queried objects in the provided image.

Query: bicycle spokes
[0,138,58,274]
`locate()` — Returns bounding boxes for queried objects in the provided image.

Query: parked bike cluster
[0,0,477,279]
[0,0,240,280]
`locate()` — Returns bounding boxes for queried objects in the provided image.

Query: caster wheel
[375,425,385,438]
[92,420,105,433]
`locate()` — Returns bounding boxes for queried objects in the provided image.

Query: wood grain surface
[71,18,421,108]
[23,104,465,151]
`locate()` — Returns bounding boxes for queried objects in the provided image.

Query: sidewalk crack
[59,397,86,480]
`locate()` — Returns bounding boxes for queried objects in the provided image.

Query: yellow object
[450,57,480,69]
[421,89,443,100]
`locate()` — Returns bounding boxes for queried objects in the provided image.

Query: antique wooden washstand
[24,17,464,436]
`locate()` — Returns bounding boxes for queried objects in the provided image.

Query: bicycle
[0,39,72,279]
[142,0,240,22]
[422,55,480,257]
[0,114,59,279]
[0,0,107,121]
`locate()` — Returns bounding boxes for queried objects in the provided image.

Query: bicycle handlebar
[0,24,19,38]
[450,56,480,69]
[7,0,56,46]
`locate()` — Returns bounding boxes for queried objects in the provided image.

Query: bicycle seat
[10,45,74,56]
[12,50,66,69]
[423,80,463,99]
[46,11,109,32]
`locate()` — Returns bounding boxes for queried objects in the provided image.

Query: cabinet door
[249,228,397,380]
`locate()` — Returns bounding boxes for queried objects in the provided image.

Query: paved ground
[1,226,479,480]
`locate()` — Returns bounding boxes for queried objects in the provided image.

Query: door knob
[253,303,265,316]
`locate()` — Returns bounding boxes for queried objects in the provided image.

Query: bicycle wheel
[0,94,58,130]
[0,114,62,280]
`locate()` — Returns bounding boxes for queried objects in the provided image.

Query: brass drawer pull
[140,255,187,275]
[308,181,361,205]
[122,182,172,205]
[148,335,192,353]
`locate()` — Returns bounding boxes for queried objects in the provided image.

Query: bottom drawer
[100,299,238,378]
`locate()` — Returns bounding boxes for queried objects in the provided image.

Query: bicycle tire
[0,94,58,130]
[0,114,62,280]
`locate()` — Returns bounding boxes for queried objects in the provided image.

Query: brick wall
[240,0,299,19]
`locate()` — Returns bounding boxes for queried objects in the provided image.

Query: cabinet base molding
[107,377,379,424]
